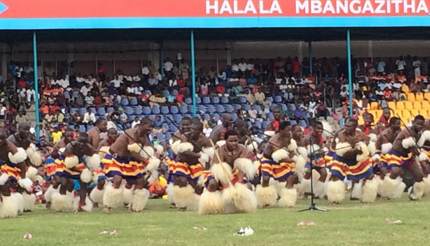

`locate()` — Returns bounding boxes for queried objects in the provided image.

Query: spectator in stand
[83,107,96,126]
[378,108,391,128]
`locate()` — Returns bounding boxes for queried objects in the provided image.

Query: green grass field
[1,197,429,246]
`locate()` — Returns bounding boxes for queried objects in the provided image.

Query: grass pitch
[0,197,429,246]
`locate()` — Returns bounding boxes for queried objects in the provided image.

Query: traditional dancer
[385,115,426,200]
[0,128,30,218]
[6,123,42,212]
[88,118,108,149]
[170,120,211,211]
[210,113,234,144]
[301,121,328,199]
[260,121,299,208]
[375,117,405,199]
[102,118,159,212]
[326,118,377,203]
[201,129,257,213]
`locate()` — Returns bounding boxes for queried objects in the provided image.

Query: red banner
[0,0,430,18]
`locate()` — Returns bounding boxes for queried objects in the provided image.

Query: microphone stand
[298,133,328,212]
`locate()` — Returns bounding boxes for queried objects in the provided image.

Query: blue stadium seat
[89,107,96,114]
[216,105,225,113]
[79,125,86,133]
[125,107,134,116]
[242,104,251,111]
[239,96,247,104]
[203,114,210,121]
[203,96,211,104]
[106,107,115,114]
[274,95,283,103]
[196,97,202,104]
[230,113,238,122]
[208,105,216,114]
[267,97,274,103]
[254,120,262,129]
[97,107,106,116]
[179,105,188,114]
[121,97,129,106]
[174,114,182,123]
[221,97,229,104]
[161,106,170,115]
[79,108,87,116]
[170,106,179,114]
[198,105,207,114]
[299,120,308,128]
[289,120,298,126]
[152,106,161,115]
[169,124,176,132]
[213,114,220,122]
[225,104,234,113]
[185,98,192,105]
[262,120,270,129]
[212,97,220,104]
[143,106,151,115]
[70,108,79,114]
[134,106,143,115]
[129,97,138,106]
[233,104,241,110]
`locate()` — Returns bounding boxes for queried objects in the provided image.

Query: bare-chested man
[384,115,426,200]
[102,118,156,212]
[260,121,299,208]
[0,128,30,218]
[199,129,258,214]
[326,118,376,203]
[88,118,108,149]
[210,113,234,144]
[302,121,328,199]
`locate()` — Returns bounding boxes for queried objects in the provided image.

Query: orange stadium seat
[402,84,410,93]
[407,93,415,101]
[388,101,396,110]
[424,93,430,101]
[396,101,405,110]
[404,101,413,110]
[416,92,424,101]
[413,101,422,110]
[370,102,379,110]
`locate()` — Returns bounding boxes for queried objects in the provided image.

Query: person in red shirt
[378,108,391,128]
[265,105,286,134]
[215,83,225,95]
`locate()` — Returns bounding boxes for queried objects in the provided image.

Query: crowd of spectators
[1,54,429,144]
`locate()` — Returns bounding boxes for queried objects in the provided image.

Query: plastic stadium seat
[198,105,207,112]
[233,104,242,110]
[125,107,134,116]
[203,114,210,121]
[396,101,405,110]
[262,120,270,129]
[370,102,379,110]
[179,105,188,114]
[213,114,221,122]
[121,97,129,106]
[170,106,179,114]
[196,97,202,104]
[169,124,176,132]
[152,106,161,115]
[413,101,422,110]
[239,97,247,104]
[97,107,106,116]
[267,97,274,103]
[185,98,192,105]
[230,113,238,122]
[106,107,114,114]
[174,114,182,123]
[274,96,283,103]
[130,97,138,106]
[221,97,229,104]
[225,105,234,113]
[134,106,143,115]
[416,92,424,101]
[404,101,413,110]
[299,120,308,128]
[208,105,216,114]
[212,97,220,104]
[253,105,262,114]
[289,120,297,126]
[79,125,86,133]
[79,108,87,116]
[161,106,170,115]
[70,108,79,114]
[143,106,151,115]
[254,120,262,129]
[268,112,274,121]
[203,97,211,104]
[388,101,396,109]
[242,104,251,111]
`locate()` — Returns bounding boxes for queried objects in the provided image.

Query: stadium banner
[1,0,430,29]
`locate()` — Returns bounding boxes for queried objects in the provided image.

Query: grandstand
[2,1,430,141]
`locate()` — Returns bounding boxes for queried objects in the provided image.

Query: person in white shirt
[395,56,406,71]
[163,59,174,72]
[413,57,421,77]
[377,59,386,74]
[26,89,35,103]
[111,76,122,88]
[83,110,96,124]
[238,58,248,72]
[80,84,91,97]
[131,118,141,128]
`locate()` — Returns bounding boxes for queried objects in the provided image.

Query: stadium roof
[1,28,430,43]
